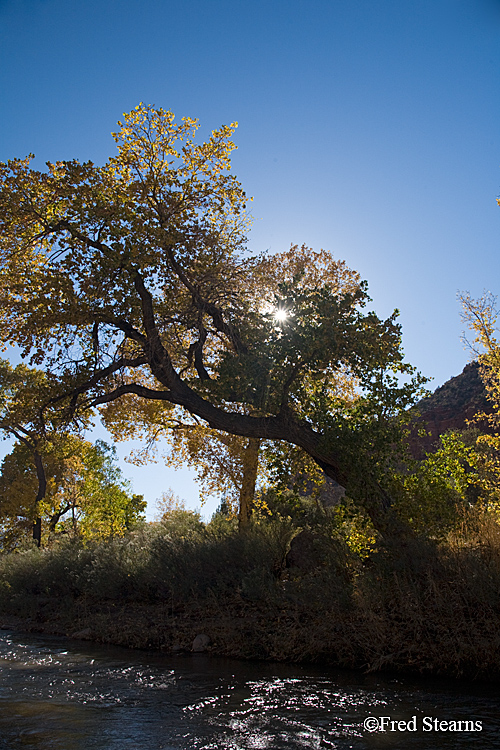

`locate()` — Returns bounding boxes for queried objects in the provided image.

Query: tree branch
[45,354,148,414]
[88,383,175,408]
[160,239,248,354]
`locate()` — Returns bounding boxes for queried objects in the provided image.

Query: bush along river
[0,629,499,749]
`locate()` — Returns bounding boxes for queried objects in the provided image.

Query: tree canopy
[0,435,145,549]
[0,104,426,534]
[458,291,500,507]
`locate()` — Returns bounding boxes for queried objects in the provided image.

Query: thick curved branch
[45,354,148,414]
[89,383,175,407]
[87,375,349,485]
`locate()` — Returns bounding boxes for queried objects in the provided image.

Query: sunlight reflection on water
[0,630,499,749]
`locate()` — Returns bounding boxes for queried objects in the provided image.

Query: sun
[273,309,288,323]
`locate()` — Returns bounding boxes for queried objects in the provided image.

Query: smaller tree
[0,435,145,549]
[458,291,500,509]
[390,430,483,538]
[60,439,146,541]
[0,359,83,545]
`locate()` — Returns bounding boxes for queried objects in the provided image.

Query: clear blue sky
[1,0,499,517]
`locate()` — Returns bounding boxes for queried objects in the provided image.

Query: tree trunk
[32,517,42,547]
[32,450,46,548]
[238,438,261,530]
[48,503,73,536]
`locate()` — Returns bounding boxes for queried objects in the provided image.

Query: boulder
[70,628,92,640]
[285,530,323,571]
[192,633,211,652]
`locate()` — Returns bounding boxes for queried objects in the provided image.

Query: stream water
[0,629,499,749]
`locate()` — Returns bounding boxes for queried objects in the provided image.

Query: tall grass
[0,512,295,609]
[1,507,500,678]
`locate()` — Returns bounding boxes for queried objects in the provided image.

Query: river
[0,630,499,749]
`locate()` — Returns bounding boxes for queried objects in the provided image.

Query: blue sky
[1,0,499,517]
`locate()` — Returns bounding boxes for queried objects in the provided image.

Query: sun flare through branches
[273,309,289,323]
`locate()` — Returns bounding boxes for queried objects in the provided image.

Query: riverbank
[1,527,500,682]
[0,590,370,666]
[1,588,499,683]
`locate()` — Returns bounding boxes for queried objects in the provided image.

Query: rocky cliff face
[409,361,491,458]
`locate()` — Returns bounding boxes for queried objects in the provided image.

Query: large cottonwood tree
[0,105,425,534]
[100,244,365,527]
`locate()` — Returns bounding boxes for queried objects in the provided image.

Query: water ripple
[0,631,499,749]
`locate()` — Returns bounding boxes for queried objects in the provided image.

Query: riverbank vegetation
[1,105,500,680]
[1,496,500,680]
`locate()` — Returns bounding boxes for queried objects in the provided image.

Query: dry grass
[1,510,500,680]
